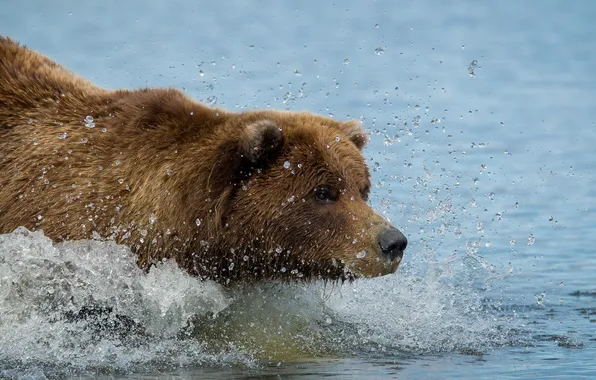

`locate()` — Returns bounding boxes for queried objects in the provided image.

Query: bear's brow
[317,145,370,200]
[324,163,370,201]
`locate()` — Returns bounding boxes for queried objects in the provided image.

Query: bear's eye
[361,183,371,202]
[314,187,338,204]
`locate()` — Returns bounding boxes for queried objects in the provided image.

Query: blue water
[1,1,595,379]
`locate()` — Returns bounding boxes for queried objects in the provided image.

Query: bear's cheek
[225,190,311,244]
[289,203,370,258]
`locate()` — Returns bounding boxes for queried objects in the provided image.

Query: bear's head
[185,110,407,282]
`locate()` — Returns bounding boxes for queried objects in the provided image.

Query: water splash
[0,228,521,377]
[0,228,237,376]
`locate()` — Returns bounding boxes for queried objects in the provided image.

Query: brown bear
[0,36,407,283]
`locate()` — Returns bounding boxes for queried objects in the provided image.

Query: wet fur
[0,36,398,283]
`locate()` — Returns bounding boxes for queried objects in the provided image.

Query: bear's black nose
[378,227,407,261]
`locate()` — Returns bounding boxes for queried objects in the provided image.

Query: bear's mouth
[342,250,402,280]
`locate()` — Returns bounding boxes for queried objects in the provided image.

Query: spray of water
[0,227,520,377]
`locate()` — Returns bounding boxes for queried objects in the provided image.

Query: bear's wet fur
[0,36,406,283]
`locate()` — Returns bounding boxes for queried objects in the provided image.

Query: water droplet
[343,58,350,65]
[118,178,124,184]
[84,115,95,128]
[195,218,201,227]
[282,92,295,104]
[476,221,484,233]
[280,267,287,273]
[467,60,478,78]
[32,138,38,145]
[228,262,234,270]
[374,23,380,28]
[148,214,157,224]
[27,119,33,124]
[283,160,291,169]
[374,47,385,56]
[527,234,535,245]
[205,95,217,106]
[275,247,283,254]
[287,195,295,203]
[166,168,174,176]
[58,132,68,140]
[356,250,367,259]
[335,135,340,142]
[243,255,249,261]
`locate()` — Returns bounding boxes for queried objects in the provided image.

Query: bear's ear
[339,120,368,150]
[238,119,284,164]
[215,119,285,187]
[208,119,284,226]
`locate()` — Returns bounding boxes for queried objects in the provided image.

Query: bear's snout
[378,227,407,262]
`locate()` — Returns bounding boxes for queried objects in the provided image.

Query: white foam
[0,227,238,374]
[0,228,518,376]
